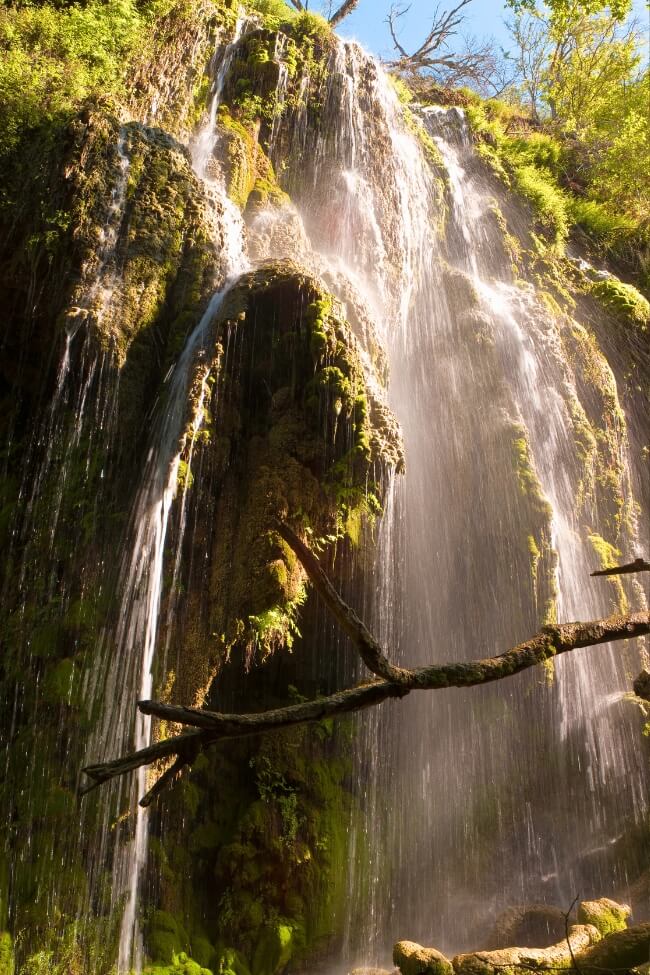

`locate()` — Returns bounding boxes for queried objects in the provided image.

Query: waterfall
[2,11,647,973]
[88,19,251,972]
[246,36,647,961]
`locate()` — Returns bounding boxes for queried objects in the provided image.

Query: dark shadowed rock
[485,904,568,949]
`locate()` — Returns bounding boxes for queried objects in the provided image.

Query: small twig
[564,894,583,975]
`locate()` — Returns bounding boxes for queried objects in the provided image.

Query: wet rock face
[485,905,568,950]
[155,259,403,704]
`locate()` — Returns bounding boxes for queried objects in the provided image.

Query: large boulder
[453,923,601,975]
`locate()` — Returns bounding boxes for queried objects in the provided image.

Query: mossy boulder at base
[452,924,601,975]
[577,898,630,937]
[144,953,212,975]
[393,940,454,975]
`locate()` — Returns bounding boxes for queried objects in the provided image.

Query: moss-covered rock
[577,898,631,937]
[485,905,568,950]
[141,260,401,972]
[590,278,650,330]
[393,941,453,975]
[252,924,294,975]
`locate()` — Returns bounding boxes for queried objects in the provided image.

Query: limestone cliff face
[0,1,648,973]
[0,5,403,972]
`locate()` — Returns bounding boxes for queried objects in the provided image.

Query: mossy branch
[591,557,650,576]
[276,522,411,684]
[80,539,649,806]
[329,0,362,27]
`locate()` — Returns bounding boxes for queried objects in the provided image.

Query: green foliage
[0,933,13,975]
[505,0,631,20]
[244,0,297,30]
[0,0,148,158]
[18,918,120,975]
[251,756,302,845]
[248,585,307,656]
[466,90,649,273]
[497,0,649,272]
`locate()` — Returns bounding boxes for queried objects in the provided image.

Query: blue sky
[306,0,650,60]
[339,0,515,59]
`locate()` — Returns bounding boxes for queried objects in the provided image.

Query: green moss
[41,658,82,708]
[510,424,552,519]
[244,0,297,31]
[577,898,630,936]
[0,933,13,975]
[588,533,628,613]
[288,12,331,42]
[144,954,213,975]
[388,74,414,105]
[214,947,251,975]
[527,534,540,585]
[590,277,649,329]
[252,924,293,975]
[513,165,569,252]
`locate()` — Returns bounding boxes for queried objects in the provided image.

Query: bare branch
[591,557,650,576]
[387,3,411,60]
[386,0,498,90]
[329,0,361,28]
[276,522,411,684]
[81,608,649,804]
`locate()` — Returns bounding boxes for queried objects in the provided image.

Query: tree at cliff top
[502,0,649,222]
[386,0,502,93]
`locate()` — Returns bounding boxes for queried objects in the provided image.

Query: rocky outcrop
[394,898,645,975]
[394,941,454,975]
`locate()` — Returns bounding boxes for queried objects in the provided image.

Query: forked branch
[386,0,497,89]
[80,526,649,805]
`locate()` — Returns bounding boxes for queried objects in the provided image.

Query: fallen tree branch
[81,608,648,804]
[329,0,362,27]
[591,557,650,576]
[276,522,411,685]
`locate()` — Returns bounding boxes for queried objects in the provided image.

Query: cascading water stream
[88,19,252,971]
[249,37,648,961]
